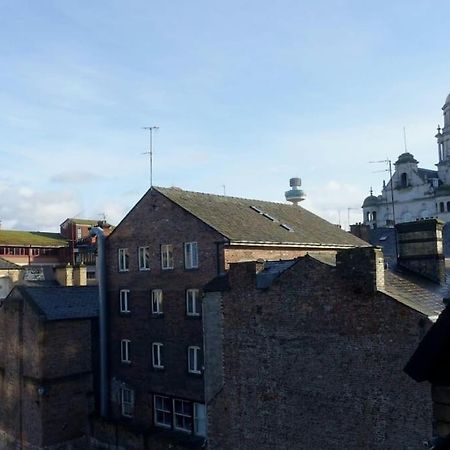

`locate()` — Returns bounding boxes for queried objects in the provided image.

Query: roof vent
[285,177,305,206]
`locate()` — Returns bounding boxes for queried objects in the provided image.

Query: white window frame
[194,403,207,437]
[138,246,150,271]
[184,242,198,269]
[188,346,201,374]
[119,289,130,313]
[161,244,174,270]
[76,227,82,240]
[186,289,200,317]
[154,395,172,428]
[173,399,193,433]
[118,248,129,272]
[121,387,134,418]
[151,289,163,315]
[121,339,131,363]
[152,342,164,369]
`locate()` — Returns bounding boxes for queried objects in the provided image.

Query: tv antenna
[142,126,159,187]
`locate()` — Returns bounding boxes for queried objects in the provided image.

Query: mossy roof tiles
[0,230,68,247]
[155,187,367,248]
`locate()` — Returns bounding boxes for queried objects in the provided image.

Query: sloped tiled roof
[155,187,367,248]
[381,268,447,317]
[0,230,68,247]
[0,257,22,270]
[17,286,98,321]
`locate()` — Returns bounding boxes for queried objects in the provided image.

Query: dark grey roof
[362,195,379,207]
[382,267,446,317]
[0,257,22,270]
[155,187,367,248]
[417,168,438,181]
[395,152,418,165]
[18,286,99,321]
[256,259,298,289]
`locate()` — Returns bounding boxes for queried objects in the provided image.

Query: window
[151,289,163,315]
[76,227,82,240]
[120,289,130,313]
[154,395,172,428]
[440,202,445,213]
[447,201,450,212]
[161,244,174,270]
[152,342,164,369]
[138,246,150,271]
[121,388,134,417]
[121,339,131,363]
[184,242,198,269]
[400,172,408,188]
[118,248,129,272]
[194,403,207,437]
[186,289,200,316]
[173,399,193,433]
[188,346,201,374]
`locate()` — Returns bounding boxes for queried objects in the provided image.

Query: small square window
[120,289,130,313]
[121,339,131,363]
[118,248,129,272]
[121,387,134,417]
[152,342,164,369]
[186,289,201,316]
[151,290,163,315]
[161,244,174,270]
[188,346,201,374]
[184,242,198,269]
[138,246,150,271]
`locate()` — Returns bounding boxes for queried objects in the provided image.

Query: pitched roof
[0,257,22,270]
[17,286,98,321]
[155,187,367,248]
[0,230,68,247]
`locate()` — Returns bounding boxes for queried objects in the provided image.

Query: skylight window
[280,223,294,232]
[262,212,277,222]
[250,205,263,214]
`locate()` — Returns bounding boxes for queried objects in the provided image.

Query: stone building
[0,284,99,450]
[203,220,447,449]
[362,92,450,228]
[99,186,366,448]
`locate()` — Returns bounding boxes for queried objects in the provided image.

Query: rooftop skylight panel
[280,223,294,232]
[262,212,277,222]
[249,205,263,214]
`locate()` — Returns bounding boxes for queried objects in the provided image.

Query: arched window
[447,201,450,212]
[366,211,371,221]
[400,173,408,188]
[440,202,445,213]
[372,211,377,221]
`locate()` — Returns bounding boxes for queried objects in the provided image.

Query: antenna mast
[403,126,408,152]
[142,126,159,187]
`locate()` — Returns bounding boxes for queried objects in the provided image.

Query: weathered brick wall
[106,189,226,427]
[207,254,432,450]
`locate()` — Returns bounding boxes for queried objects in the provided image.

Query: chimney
[336,247,385,293]
[396,219,445,284]
[54,264,74,286]
[73,264,87,286]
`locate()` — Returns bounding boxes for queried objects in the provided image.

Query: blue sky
[1,0,450,231]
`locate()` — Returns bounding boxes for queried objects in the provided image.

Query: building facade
[362,92,450,228]
[102,186,365,447]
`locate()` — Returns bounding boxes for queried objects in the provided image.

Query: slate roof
[155,187,367,248]
[256,260,298,289]
[417,168,438,181]
[0,257,22,270]
[0,230,67,247]
[17,286,99,321]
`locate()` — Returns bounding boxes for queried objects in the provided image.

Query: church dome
[395,152,418,165]
[362,194,379,208]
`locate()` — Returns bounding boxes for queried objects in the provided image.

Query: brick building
[102,186,365,447]
[203,242,445,449]
[0,284,99,450]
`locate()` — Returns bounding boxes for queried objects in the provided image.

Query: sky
[1,0,450,232]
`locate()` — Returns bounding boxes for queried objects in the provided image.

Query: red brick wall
[206,255,432,449]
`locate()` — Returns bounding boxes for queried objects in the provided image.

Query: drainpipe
[90,227,108,418]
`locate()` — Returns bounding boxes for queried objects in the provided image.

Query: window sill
[186,314,201,320]
[152,366,165,372]
[184,267,199,272]
[118,270,129,273]
[139,268,151,272]
[119,311,131,316]
[187,371,202,377]
[150,313,164,319]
